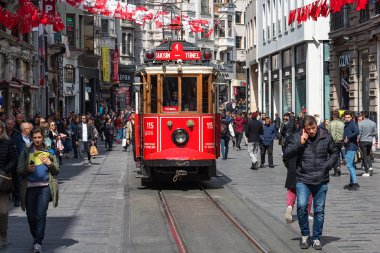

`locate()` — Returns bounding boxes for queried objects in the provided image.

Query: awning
[0,80,23,89]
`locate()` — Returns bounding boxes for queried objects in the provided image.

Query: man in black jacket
[245,112,263,170]
[283,115,338,250]
[76,115,94,164]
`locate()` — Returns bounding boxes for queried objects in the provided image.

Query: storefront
[295,44,307,115]
[282,49,292,114]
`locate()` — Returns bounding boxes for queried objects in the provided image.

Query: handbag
[90,145,98,156]
[122,138,127,147]
[0,170,13,193]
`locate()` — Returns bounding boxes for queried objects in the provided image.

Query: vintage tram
[133,41,221,184]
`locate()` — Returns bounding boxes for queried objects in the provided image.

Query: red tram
[133,41,221,184]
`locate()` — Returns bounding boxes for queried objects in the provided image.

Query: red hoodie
[233,116,246,133]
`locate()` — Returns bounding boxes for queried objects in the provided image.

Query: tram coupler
[173,170,188,182]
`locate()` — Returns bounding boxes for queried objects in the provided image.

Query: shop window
[282,78,292,113]
[295,75,306,115]
[64,65,75,83]
[295,44,307,65]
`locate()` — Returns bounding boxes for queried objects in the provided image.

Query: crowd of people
[0,109,136,252]
[220,109,377,250]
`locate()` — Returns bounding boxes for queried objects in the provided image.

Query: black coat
[245,118,263,142]
[0,138,17,174]
[283,128,339,185]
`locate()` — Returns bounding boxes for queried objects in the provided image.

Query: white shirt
[82,123,88,142]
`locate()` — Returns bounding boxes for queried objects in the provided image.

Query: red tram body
[133,41,221,184]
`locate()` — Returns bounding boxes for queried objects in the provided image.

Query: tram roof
[136,65,217,75]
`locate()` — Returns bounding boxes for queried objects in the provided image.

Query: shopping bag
[122,138,127,147]
[90,145,98,156]
[372,137,377,152]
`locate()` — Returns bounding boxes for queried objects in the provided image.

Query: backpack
[221,122,229,137]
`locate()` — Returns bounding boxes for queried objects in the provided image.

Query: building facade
[0,0,38,119]
[247,0,330,119]
[329,2,380,127]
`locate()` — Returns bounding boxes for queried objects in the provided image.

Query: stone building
[329,2,380,126]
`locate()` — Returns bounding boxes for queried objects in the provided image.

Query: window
[127,33,133,56]
[122,33,126,55]
[236,36,242,49]
[150,75,157,113]
[236,12,242,24]
[227,16,232,37]
[220,20,225,37]
[359,4,370,23]
[101,19,109,36]
[181,77,197,111]
[202,75,210,113]
[201,0,210,14]
[66,14,75,47]
[163,77,179,107]
[64,64,75,83]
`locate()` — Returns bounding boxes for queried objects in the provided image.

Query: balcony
[121,20,134,28]
[215,37,235,49]
[48,32,66,55]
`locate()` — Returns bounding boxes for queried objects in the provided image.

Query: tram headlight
[172,129,189,146]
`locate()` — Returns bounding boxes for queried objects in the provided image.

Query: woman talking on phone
[18,127,59,253]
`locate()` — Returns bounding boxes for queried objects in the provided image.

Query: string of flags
[288,0,371,26]
[0,0,64,34]
[60,0,213,35]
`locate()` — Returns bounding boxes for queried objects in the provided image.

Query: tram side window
[182,77,197,111]
[163,77,179,106]
[150,75,157,113]
[202,75,209,113]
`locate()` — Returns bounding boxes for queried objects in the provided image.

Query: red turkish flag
[356,0,368,10]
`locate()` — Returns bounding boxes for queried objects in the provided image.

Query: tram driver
[168,91,179,106]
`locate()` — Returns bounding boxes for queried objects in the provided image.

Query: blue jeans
[221,136,230,159]
[346,150,358,183]
[26,186,52,245]
[296,182,328,240]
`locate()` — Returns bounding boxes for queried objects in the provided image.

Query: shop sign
[284,71,290,77]
[102,47,110,83]
[339,53,350,68]
[43,0,56,14]
[112,49,119,82]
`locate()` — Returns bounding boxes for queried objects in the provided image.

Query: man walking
[77,115,94,164]
[245,112,263,170]
[327,111,345,176]
[283,115,338,250]
[358,111,377,177]
[343,111,360,190]
[259,117,277,168]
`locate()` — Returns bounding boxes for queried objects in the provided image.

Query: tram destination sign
[155,42,201,61]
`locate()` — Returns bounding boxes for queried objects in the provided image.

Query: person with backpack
[220,118,233,160]
[327,111,345,176]
[259,117,277,168]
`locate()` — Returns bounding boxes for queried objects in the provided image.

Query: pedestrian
[245,112,263,170]
[283,115,338,250]
[0,122,17,248]
[125,112,135,158]
[220,118,231,160]
[343,111,360,190]
[358,111,377,177]
[259,117,276,168]
[104,118,114,151]
[77,115,94,164]
[17,127,59,253]
[274,113,281,138]
[233,112,246,150]
[327,111,345,176]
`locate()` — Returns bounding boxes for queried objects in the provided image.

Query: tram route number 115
[146,122,154,130]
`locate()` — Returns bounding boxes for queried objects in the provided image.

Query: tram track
[157,183,269,253]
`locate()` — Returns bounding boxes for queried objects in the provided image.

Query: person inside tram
[168,91,179,106]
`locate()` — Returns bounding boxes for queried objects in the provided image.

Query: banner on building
[102,47,110,83]
[112,49,119,83]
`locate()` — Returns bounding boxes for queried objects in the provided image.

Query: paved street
[3,142,380,253]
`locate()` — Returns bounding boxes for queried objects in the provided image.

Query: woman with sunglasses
[17,127,59,253]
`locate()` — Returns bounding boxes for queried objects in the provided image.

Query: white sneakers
[362,173,370,177]
[33,243,42,253]
[285,206,293,223]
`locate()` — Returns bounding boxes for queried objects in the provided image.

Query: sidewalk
[217,142,380,253]
[4,145,130,253]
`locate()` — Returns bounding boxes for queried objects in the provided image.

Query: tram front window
[163,77,179,107]
[182,77,197,111]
